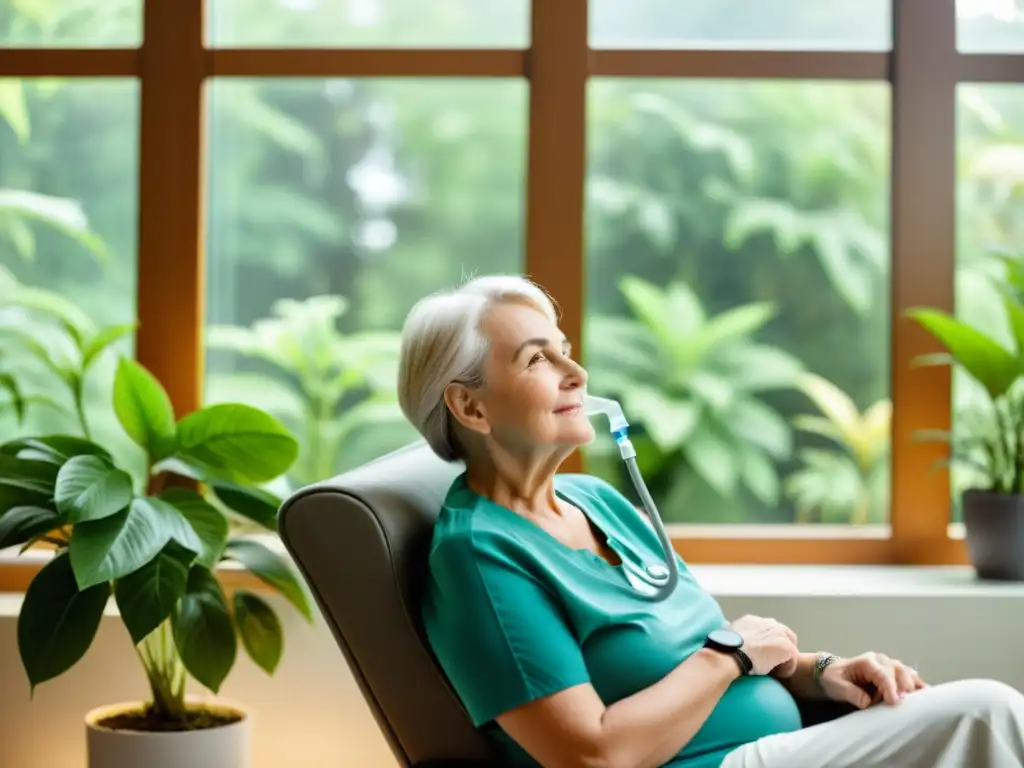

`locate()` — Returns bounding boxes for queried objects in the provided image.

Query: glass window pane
[584,79,892,526]
[590,0,890,51]
[0,78,139,463]
[953,84,1024,523]
[0,0,141,47]
[958,0,1024,52]
[204,78,527,492]
[207,0,529,48]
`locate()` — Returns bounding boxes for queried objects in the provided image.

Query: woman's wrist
[695,647,745,683]
[813,652,840,690]
[778,652,831,699]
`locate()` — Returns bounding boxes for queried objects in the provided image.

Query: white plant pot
[85,699,252,768]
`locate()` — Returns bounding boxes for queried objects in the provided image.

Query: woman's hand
[819,652,929,708]
[727,615,800,676]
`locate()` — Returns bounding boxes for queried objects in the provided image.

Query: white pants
[721,679,1024,768]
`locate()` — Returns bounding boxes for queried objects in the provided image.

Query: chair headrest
[278,441,496,767]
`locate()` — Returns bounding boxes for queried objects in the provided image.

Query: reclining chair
[278,441,854,768]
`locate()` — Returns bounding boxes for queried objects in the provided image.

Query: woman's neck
[464,446,571,519]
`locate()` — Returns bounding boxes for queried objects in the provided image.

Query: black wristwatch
[703,629,754,676]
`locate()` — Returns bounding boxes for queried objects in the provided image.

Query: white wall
[1,567,1022,768]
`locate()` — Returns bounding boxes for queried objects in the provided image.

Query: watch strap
[734,648,754,676]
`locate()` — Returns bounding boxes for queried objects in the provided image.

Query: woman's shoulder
[428,478,528,571]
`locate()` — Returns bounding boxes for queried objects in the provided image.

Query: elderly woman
[397,274,1024,768]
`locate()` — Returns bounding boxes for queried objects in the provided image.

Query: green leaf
[160,489,229,569]
[210,483,280,530]
[82,323,136,371]
[718,345,803,391]
[739,445,780,506]
[175,404,299,484]
[137,497,204,555]
[907,308,1021,399]
[5,216,34,261]
[796,373,860,432]
[0,327,70,380]
[172,566,237,693]
[619,276,690,354]
[0,189,106,263]
[69,497,200,590]
[18,553,110,694]
[624,386,699,451]
[0,79,29,143]
[691,303,775,361]
[113,358,176,462]
[0,393,65,422]
[0,373,24,423]
[224,539,312,621]
[54,455,133,523]
[3,283,96,340]
[681,423,739,499]
[727,398,794,460]
[1,435,112,465]
[0,455,59,496]
[233,590,284,674]
[204,372,306,421]
[792,414,845,444]
[999,287,1024,359]
[0,506,61,550]
[0,480,51,515]
[114,541,195,645]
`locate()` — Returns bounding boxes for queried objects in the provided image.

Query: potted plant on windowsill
[907,284,1024,581]
[1,327,312,767]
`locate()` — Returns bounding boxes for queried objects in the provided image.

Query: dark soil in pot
[96,703,244,733]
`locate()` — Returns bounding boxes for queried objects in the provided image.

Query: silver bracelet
[813,652,840,688]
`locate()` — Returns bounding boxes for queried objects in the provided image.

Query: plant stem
[72,381,91,440]
[139,621,188,723]
[314,394,336,482]
[992,396,1016,492]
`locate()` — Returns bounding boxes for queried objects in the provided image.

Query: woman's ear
[444,382,491,436]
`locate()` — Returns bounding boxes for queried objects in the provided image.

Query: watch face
[708,629,744,650]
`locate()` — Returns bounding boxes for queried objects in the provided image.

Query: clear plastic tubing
[583,393,680,601]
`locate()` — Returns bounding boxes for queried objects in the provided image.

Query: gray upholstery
[278,440,855,768]
[278,441,495,767]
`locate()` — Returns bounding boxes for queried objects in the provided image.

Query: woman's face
[447,300,594,452]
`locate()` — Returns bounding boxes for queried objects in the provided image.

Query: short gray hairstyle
[397,274,559,461]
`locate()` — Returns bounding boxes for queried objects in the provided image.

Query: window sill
[1,538,1018,605]
[689,564,1024,597]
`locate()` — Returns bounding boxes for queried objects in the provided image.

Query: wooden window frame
[2,0,1021,582]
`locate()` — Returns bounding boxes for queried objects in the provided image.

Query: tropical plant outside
[3,1,1024,526]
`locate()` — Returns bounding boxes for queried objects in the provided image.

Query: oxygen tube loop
[583,393,680,601]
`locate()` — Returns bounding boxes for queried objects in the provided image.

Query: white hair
[397,274,559,462]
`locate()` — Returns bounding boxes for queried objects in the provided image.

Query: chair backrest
[278,441,498,767]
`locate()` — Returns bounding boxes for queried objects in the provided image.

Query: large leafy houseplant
[907,273,1024,580]
[0,312,312,726]
[907,289,1024,495]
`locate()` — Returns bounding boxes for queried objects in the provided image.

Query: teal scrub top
[421,472,802,768]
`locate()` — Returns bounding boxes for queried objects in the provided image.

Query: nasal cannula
[583,393,680,601]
